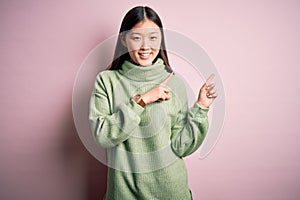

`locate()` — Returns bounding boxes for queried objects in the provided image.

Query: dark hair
[107,6,171,71]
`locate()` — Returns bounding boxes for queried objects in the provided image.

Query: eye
[131,36,141,41]
[150,36,157,40]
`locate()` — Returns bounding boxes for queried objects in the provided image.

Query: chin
[138,60,153,66]
[135,54,158,66]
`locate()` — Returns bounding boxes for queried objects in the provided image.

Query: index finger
[160,72,174,85]
[206,73,215,85]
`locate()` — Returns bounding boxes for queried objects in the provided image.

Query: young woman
[89,6,217,200]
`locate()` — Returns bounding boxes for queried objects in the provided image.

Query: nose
[140,38,150,50]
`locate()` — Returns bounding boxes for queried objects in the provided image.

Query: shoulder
[92,70,121,93]
[169,74,187,93]
[96,70,117,80]
[95,70,120,84]
[166,73,190,108]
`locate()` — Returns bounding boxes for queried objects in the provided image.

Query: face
[121,19,162,66]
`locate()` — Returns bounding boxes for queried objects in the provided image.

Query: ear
[120,33,127,47]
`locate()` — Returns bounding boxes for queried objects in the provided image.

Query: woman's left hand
[197,73,218,109]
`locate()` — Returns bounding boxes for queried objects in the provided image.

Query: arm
[170,73,218,157]
[89,73,144,148]
[170,85,210,158]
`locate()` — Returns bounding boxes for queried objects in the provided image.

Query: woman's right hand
[141,73,174,105]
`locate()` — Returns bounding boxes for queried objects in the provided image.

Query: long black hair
[108,6,171,71]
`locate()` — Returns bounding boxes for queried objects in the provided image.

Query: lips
[138,52,152,59]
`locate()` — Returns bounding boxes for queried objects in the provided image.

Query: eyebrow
[130,31,160,35]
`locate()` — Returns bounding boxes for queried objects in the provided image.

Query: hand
[141,72,174,105]
[197,73,218,109]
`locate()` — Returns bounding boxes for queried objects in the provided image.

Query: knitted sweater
[89,58,209,200]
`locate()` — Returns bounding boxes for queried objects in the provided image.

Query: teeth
[139,53,150,58]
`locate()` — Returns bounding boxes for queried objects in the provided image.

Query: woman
[89,6,217,200]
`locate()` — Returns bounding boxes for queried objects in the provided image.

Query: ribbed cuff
[194,102,209,111]
[193,102,209,117]
[129,97,145,116]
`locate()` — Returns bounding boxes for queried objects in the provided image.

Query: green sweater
[89,58,209,200]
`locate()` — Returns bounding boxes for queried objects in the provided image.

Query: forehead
[128,19,161,34]
[132,19,160,29]
[129,28,161,35]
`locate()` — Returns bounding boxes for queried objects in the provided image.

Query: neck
[128,56,160,67]
[118,58,172,82]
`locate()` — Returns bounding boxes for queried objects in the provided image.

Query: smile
[138,52,152,59]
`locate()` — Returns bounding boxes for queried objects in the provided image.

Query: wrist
[196,101,209,109]
[133,94,146,108]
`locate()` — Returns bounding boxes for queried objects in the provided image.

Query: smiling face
[121,19,162,66]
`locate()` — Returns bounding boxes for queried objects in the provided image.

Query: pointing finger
[206,73,215,85]
[207,82,216,88]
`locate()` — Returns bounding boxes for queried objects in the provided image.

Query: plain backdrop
[1,0,300,199]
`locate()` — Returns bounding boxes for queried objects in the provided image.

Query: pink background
[1,1,299,199]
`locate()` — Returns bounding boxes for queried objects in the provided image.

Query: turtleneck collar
[118,58,172,82]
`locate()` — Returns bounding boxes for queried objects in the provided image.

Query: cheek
[127,51,138,62]
[151,39,162,50]
[128,51,137,59]
[126,41,141,51]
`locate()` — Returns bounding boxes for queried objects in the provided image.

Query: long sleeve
[89,72,144,148]
[93,60,206,199]
[170,87,209,158]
